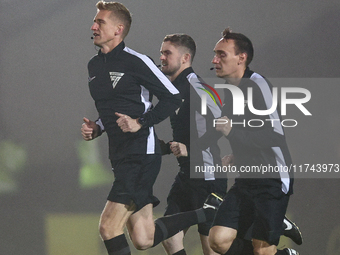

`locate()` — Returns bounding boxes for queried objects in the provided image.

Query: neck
[226,77,241,86]
[100,38,123,54]
[225,67,246,86]
[169,64,191,82]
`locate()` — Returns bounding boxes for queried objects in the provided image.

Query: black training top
[223,67,294,194]
[164,67,224,180]
[88,41,181,160]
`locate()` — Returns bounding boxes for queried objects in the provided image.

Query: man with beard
[159,33,228,255]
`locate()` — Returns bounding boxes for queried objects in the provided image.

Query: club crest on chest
[109,72,124,88]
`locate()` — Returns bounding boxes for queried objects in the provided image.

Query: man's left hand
[115,112,142,133]
[170,141,188,157]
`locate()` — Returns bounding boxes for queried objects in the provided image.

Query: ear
[115,24,124,36]
[238,52,247,65]
[182,53,191,64]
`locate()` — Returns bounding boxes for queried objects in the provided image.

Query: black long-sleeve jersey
[223,67,293,194]
[87,41,182,160]
[166,67,223,180]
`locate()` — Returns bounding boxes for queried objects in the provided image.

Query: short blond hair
[96,1,132,38]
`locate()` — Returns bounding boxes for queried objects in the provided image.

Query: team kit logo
[109,72,124,88]
[200,84,312,128]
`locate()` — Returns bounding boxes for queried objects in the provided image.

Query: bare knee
[126,204,155,250]
[209,226,235,254]
[99,221,109,240]
[99,201,134,240]
[209,235,232,254]
[200,234,219,255]
[99,217,124,240]
[130,233,154,250]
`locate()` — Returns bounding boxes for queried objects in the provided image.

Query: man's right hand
[81,117,99,141]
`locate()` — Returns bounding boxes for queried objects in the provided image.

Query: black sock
[104,234,131,255]
[172,249,187,255]
[223,238,253,255]
[152,209,206,247]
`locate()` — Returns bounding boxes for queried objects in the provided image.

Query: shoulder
[88,53,100,67]
[249,71,271,87]
[189,73,222,118]
[123,46,177,92]
[243,72,276,111]
[187,72,203,94]
[122,47,157,69]
[241,70,272,94]
[248,72,273,98]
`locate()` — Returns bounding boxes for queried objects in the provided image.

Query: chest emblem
[109,72,124,88]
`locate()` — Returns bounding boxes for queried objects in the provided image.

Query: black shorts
[164,173,228,236]
[108,154,161,212]
[213,181,289,245]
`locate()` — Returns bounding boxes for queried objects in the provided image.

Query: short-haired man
[159,34,228,255]
[209,28,300,255]
[81,2,220,255]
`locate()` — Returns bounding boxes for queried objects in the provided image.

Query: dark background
[1,0,340,254]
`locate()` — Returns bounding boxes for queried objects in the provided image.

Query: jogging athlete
[81,2,221,255]
[208,28,300,255]
[158,34,228,255]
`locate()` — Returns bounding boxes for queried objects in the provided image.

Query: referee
[209,28,299,255]
[81,2,221,255]
[158,34,228,255]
